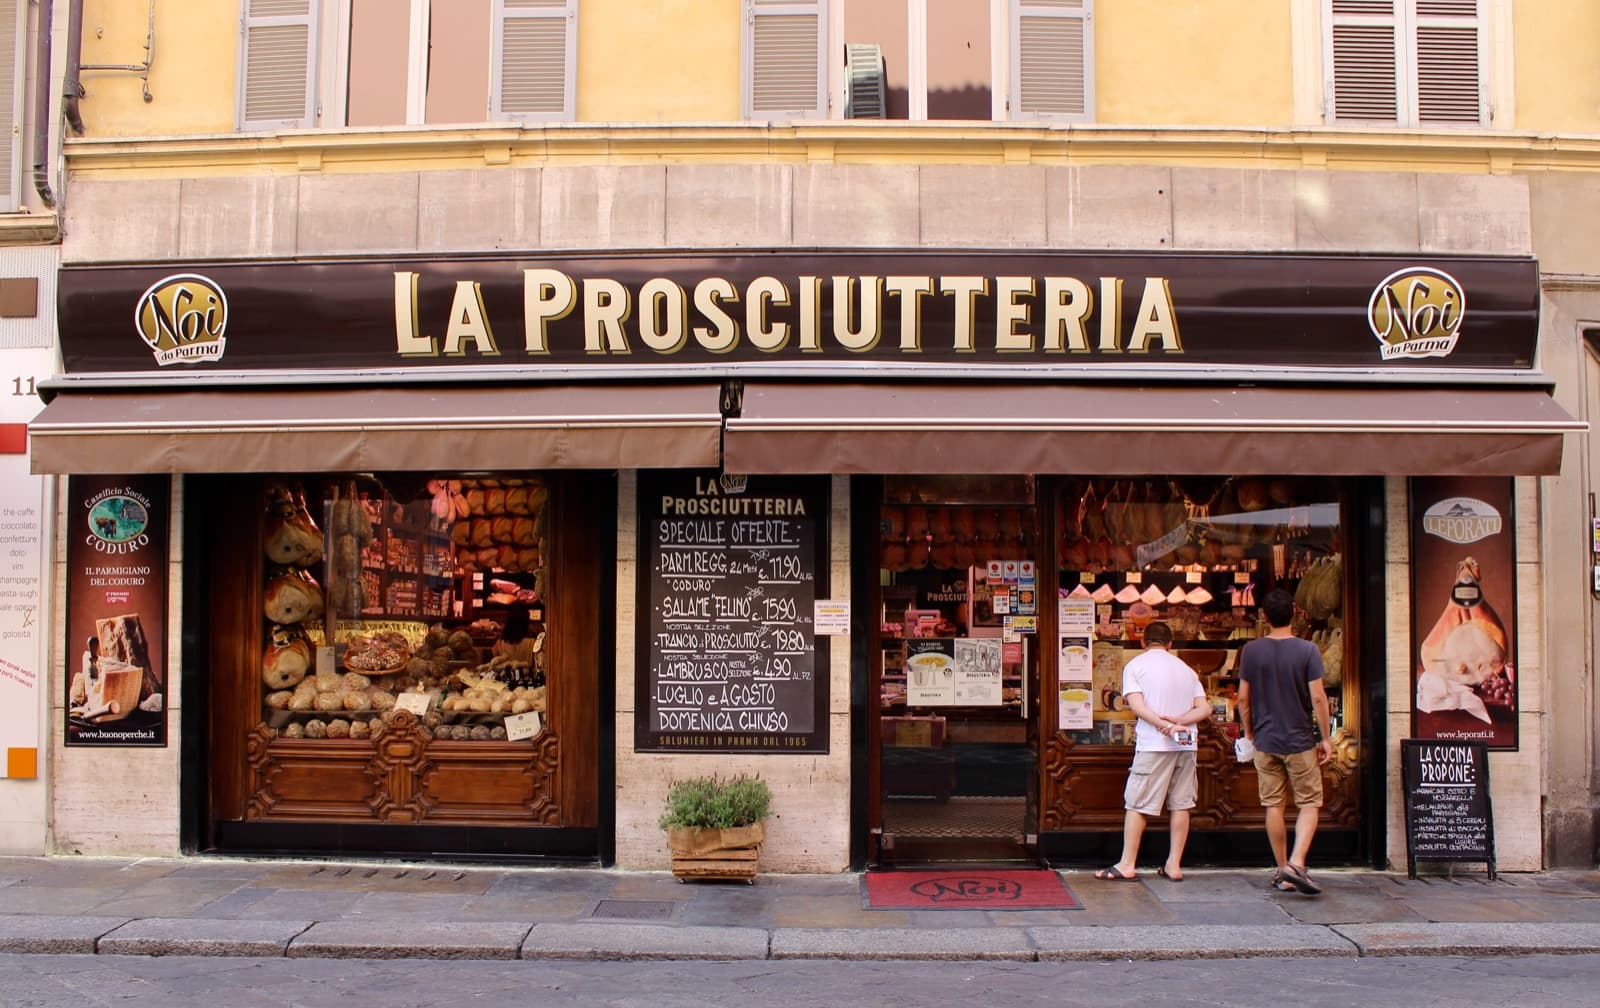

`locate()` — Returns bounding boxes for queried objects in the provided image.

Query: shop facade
[36,162,1582,872]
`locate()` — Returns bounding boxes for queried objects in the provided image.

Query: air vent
[845,43,886,119]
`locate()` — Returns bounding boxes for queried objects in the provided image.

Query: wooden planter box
[665,821,766,882]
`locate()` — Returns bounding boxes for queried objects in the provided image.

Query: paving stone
[1029,924,1355,961]
[1334,922,1600,956]
[97,918,309,957]
[0,914,131,954]
[289,920,530,960]
[522,922,769,960]
[771,926,1033,961]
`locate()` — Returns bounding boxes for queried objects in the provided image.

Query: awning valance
[29,384,725,474]
[722,383,1583,476]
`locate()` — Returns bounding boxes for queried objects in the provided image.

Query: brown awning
[30,384,725,474]
[723,383,1583,476]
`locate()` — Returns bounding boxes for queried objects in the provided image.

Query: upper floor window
[1010,0,1093,122]
[238,0,577,131]
[744,0,828,119]
[1325,0,1486,126]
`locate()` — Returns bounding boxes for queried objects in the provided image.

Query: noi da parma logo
[1423,497,1502,545]
[134,273,228,366]
[1369,267,1464,361]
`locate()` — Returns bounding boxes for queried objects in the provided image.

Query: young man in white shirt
[1094,620,1212,882]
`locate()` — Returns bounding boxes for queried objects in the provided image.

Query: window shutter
[0,0,18,210]
[1012,0,1093,121]
[1326,0,1484,126]
[1328,0,1399,122]
[1414,0,1483,123]
[492,0,576,121]
[239,0,318,129]
[744,0,825,120]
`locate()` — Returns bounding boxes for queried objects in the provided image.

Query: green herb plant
[658,774,772,830]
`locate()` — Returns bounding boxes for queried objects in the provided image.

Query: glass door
[872,476,1039,865]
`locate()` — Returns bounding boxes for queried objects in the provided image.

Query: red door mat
[863,869,1081,910]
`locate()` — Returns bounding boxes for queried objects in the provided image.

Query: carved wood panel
[247,710,565,826]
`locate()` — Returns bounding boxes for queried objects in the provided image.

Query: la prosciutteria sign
[57,251,1540,375]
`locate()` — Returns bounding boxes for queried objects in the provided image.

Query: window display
[254,474,549,747]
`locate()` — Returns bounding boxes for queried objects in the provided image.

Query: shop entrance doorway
[869,476,1040,865]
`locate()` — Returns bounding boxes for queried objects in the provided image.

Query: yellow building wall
[1513,0,1600,134]
[77,1,236,136]
[1095,0,1294,127]
[577,0,741,122]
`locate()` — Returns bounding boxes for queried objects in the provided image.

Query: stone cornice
[59,122,1600,180]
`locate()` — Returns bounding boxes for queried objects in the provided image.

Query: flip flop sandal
[1269,872,1297,893]
[1156,866,1184,882]
[1093,865,1137,881]
[1281,863,1323,895]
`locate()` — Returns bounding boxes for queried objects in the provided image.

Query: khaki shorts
[1253,748,1324,808]
[1123,750,1198,816]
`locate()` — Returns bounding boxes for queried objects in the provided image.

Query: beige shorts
[1123,750,1198,816]
[1253,748,1324,808]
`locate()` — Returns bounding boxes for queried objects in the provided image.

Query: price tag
[395,691,432,715]
[505,710,542,741]
[1079,571,1096,584]
[315,646,336,677]
[1234,572,1252,584]
[1185,571,1203,584]
[1125,572,1142,584]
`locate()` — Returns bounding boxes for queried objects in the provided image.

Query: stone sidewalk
[1,856,1598,961]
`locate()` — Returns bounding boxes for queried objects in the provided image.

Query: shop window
[1325,0,1487,126]
[744,0,828,120]
[1052,477,1348,751]
[257,474,548,748]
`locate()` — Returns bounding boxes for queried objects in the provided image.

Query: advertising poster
[1409,477,1517,751]
[0,345,52,779]
[65,475,169,747]
[953,637,1003,706]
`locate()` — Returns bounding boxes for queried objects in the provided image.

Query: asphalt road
[0,953,1595,1007]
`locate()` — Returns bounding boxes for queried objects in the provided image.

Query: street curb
[522,923,770,960]
[771,927,1034,961]
[1333,922,1600,957]
[0,915,130,955]
[287,921,532,960]
[1029,924,1357,961]
[97,918,311,958]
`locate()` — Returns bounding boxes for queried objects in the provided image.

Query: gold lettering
[746,276,790,351]
[994,276,1034,351]
[693,277,739,353]
[393,271,434,356]
[1098,277,1124,352]
[832,276,883,352]
[639,278,687,353]
[442,280,499,356]
[798,276,823,353]
[1125,277,1182,353]
[583,278,631,354]
[886,276,933,351]
[1044,277,1092,352]
[940,276,987,352]
[522,268,574,354]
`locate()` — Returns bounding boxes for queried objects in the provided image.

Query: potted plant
[658,774,771,882]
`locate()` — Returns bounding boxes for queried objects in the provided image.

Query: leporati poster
[1409,477,1517,751]
[64,476,169,747]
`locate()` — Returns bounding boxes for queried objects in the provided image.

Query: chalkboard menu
[1401,739,1496,879]
[635,471,829,753]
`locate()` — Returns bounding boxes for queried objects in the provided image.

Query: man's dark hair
[1261,588,1294,628]
[1143,620,1173,647]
